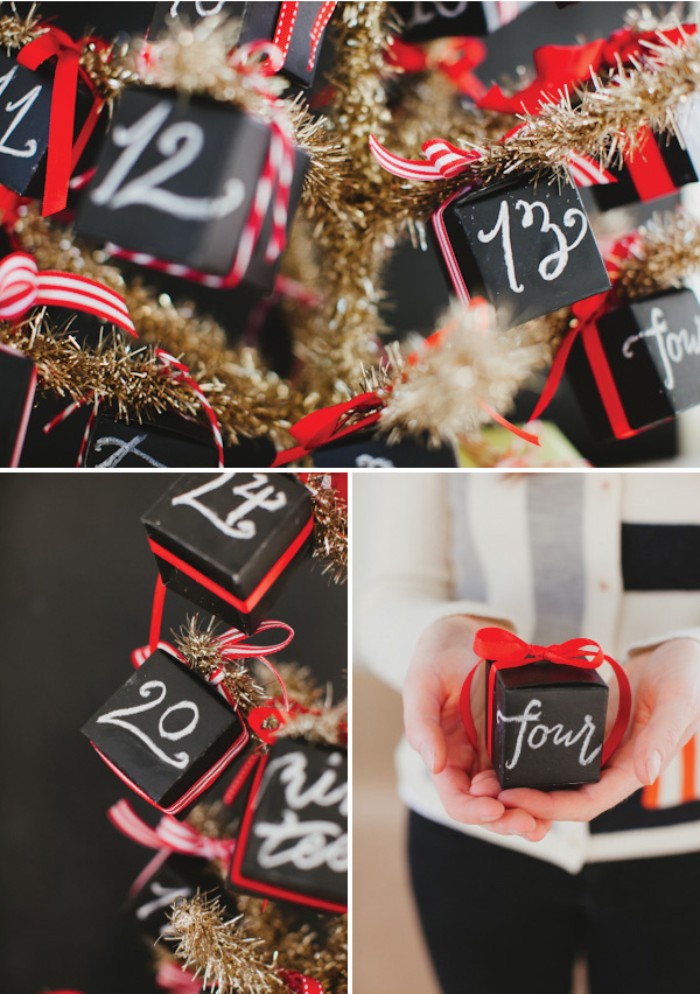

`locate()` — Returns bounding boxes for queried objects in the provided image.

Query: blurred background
[0,473,347,994]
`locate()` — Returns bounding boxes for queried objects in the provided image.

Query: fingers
[498,754,641,822]
[403,668,448,774]
[632,695,695,787]
[433,765,552,839]
[433,764,505,824]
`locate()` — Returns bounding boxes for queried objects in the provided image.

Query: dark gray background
[0,474,347,994]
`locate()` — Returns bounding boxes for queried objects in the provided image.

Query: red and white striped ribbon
[156,962,202,994]
[132,621,294,712]
[109,799,235,862]
[369,135,482,181]
[0,251,136,336]
[272,1,337,72]
[154,348,225,468]
[370,135,616,188]
[279,970,325,994]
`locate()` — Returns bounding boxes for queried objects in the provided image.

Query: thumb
[632,695,693,786]
[403,668,448,775]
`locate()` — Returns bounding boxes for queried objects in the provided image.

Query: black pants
[408,811,700,994]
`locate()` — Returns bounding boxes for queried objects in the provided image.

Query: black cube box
[0,49,97,204]
[566,289,700,440]
[238,2,337,88]
[76,87,309,292]
[393,1,533,40]
[312,431,458,468]
[84,411,275,469]
[151,2,243,33]
[592,102,700,212]
[129,851,233,940]
[228,738,347,913]
[0,345,36,467]
[82,649,249,814]
[141,472,314,632]
[432,172,610,329]
[487,661,608,789]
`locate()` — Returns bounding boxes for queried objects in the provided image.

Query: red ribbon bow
[109,799,235,862]
[388,36,488,101]
[460,627,631,767]
[17,26,102,217]
[0,251,136,335]
[273,391,385,466]
[479,39,606,115]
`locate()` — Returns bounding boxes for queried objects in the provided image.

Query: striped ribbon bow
[109,799,235,862]
[0,251,136,335]
[369,134,615,188]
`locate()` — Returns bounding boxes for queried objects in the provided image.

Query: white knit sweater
[354,472,700,872]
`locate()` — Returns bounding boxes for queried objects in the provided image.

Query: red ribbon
[0,251,136,336]
[526,235,646,440]
[273,1,337,73]
[389,36,488,101]
[479,39,606,115]
[624,126,678,203]
[279,970,325,994]
[460,627,631,768]
[272,392,385,466]
[17,26,103,217]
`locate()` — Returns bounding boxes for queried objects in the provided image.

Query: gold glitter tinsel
[377,301,562,447]
[277,703,348,748]
[12,207,303,445]
[165,894,283,994]
[175,618,269,715]
[615,210,700,301]
[303,475,348,584]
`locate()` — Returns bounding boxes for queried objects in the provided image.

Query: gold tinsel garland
[164,894,348,994]
[165,894,284,994]
[302,474,349,583]
[10,206,304,444]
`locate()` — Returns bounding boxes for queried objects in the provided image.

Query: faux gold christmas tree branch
[615,209,700,300]
[11,207,304,444]
[165,894,284,994]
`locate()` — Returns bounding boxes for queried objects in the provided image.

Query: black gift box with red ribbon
[82,648,249,814]
[84,411,275,469]
[227,737,348,913]
[461,628,631,791]
[591,101,700,212]
[432,171,611,330]
[0,38,103,216]
[565,289,700,441]
[485,660,608,789]
[0,345,36,468]
[142,472,314,633]
[76,87,309,293]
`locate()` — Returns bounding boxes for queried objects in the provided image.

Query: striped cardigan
[354,472,700,872]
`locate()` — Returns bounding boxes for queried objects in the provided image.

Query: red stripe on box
[148,513,315,616]
[626,128,678,202]
[229,751,347,914]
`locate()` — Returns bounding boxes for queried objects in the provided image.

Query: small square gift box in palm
[460,627,631,790]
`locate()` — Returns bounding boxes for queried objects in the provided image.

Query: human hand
[403,615,552,840]
[480,638,700,822]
